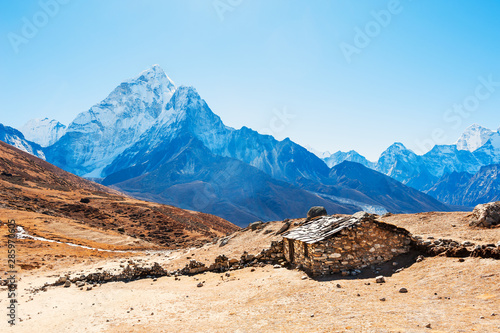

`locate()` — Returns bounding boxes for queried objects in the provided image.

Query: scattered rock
[379,298,386,302]
[219,238,229,247]
[336,284,341,288]
[399,288,408,293]
[425,323,432,329]
[375,276,385,283]
[301,276,307,280]
[273,264,281,269]
[249,221,264,231]
[64,281,71,288]
[275,220,291,235]
[352,211,373,220]
[197,282,203,288]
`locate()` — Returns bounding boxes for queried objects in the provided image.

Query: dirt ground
[1,212,499,332]
[3,257,499,332]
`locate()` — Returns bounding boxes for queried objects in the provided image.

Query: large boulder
[307,206,327,219]
[470,202,500,228]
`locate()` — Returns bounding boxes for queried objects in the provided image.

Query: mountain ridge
[3,65,459,225]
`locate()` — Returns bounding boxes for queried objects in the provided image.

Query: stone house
[282,212,412,276]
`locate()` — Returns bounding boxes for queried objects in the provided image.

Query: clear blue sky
[1,0,499,160]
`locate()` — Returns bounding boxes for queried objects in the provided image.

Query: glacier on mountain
[455,124,497,152]
[21,118,67,147]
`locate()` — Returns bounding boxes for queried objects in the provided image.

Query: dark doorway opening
[288,238,295,263]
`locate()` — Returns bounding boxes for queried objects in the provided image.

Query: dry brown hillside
[0,141,238,272]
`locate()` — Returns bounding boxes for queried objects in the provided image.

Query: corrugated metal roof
[282,215,364,244]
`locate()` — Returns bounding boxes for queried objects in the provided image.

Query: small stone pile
[52,262,167,287]
[255,240,287,266]
[470,201,500,228]
[412,236,500,259]
[180,240,286,274]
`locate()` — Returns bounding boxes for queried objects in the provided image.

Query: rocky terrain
[1,209,499,332]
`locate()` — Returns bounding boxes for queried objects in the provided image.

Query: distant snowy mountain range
[2,65,498,224]
[313,124,500,207]
[21,118,67,147]
[309,124,500,208]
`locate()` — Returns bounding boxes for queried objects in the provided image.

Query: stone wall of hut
[284,221,412,276]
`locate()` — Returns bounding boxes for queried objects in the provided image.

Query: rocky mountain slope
[102,133,358,225]
[0,141,237,248]
[326,161,450,213]
[427,164,500,207]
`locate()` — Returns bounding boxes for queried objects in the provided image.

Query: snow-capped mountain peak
[455,124,495,152]
[21,118,67,147]
[323,150,375,169]
[46,65,178,177]
[166,86,203,111]
[305,145,331,159]
[383,142,411,154]
[69,64,176,129]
